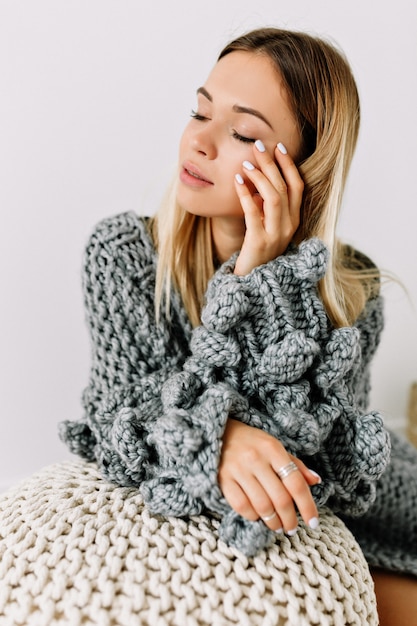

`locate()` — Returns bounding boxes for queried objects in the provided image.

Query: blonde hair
[151,28,379,328]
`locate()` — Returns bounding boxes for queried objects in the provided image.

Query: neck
[211,216,246,264]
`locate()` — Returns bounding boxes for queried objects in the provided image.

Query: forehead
[203,51,292,116]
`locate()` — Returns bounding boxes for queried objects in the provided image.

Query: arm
[146,142,390,550]
[142,138,327,536]
[145,233,389,553]
[219,142,321,535]
[226,143,390,526]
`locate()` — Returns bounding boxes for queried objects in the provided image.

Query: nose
[191,125,217,160]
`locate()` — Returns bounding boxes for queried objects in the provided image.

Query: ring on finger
[277,461,299,481]
[261,511,277,522]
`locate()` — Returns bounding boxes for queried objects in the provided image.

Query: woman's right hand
[218,419,321,534]
[233,140,304,276]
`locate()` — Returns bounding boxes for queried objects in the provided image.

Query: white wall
[1,0,416,491]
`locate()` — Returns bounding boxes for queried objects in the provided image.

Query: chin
[176,197,212,219]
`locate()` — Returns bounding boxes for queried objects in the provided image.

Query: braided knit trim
[0,461,378,626]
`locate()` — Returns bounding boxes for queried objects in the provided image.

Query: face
[177,50,301,220]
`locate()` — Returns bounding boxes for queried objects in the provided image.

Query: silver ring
[261,512,277,522]
[277,461,299,480]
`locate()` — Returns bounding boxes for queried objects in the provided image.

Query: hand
[234,140,304,276]
[218,419,320,534]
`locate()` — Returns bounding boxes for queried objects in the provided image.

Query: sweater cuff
[202,238,329,334]
[142,382,246,517]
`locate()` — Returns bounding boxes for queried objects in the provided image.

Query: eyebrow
[196,86,273,129]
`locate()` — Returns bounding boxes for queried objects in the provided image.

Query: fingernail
[235,173,244,184]
[308,517,320,530]
[287,527,298,536]
[242,160,255,170]
[255,139,266,152]
[309,470,322,484]
[277,142,287,155]
[274,527,284,535]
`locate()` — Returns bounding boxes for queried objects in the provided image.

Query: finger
[250,140,303,234]
[258,510,283,532]
[272,459,320,532]
[247,466,299,533]
[274,142,304,221]
[220,477,259,522]
[239,473,285,532]
[240,159,292,237]
[243,157,286,209]
[291,456,322,487]
[220,451,284,532]
[234,173,266,234]
[251,139,304,204]
[252,465,298,533]
[253,139,286,185]
[230,472,283,531]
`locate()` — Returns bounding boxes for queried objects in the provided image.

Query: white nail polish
[277,142,287,155]
[274,527,284,534]
[309,470,322,484]
[308,517,320,530]
[242,160,255,170]
[287,527,298,536]
[235,173,244,184]
[255,139,266,152]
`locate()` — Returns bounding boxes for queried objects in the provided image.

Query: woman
[60,28,417,624]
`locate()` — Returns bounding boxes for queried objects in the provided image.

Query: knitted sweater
[59,213,417,571]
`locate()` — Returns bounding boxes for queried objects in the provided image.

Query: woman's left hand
[218,419,320,535]
[234,140,304,276]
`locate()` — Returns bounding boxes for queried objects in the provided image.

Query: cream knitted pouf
[0,461,377,626]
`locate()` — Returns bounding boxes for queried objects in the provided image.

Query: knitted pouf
[0,461,378,626]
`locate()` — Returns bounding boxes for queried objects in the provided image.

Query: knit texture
[342,430,417,576]
[58,213,413,563]
[146,237,389,539]
[0,460,379,626]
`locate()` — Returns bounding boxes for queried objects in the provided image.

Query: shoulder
[341,243,381,300]
[81,212,158,304]
[341,244,378,273]
[84,212,156,272]
[87,212,154,253]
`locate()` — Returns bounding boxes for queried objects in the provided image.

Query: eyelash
[190,110,256,144]
[232,131,256,144]
[190,110,207,122]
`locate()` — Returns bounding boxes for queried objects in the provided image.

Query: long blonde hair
[151,28,378,328]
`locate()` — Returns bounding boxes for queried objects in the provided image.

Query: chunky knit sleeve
[59,212,193,487]
[142,238,391,555]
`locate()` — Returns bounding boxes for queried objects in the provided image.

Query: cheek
[219,149,246,184]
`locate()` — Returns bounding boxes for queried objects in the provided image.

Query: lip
[180,162,214,187]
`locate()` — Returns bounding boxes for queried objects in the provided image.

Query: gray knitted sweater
[60,212,417,572]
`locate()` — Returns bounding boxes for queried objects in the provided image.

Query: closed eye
[232,131,256,143]
[190,109,208,121]
[191,110,255,144]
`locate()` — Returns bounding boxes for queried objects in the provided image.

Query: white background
[1,0,416,491]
